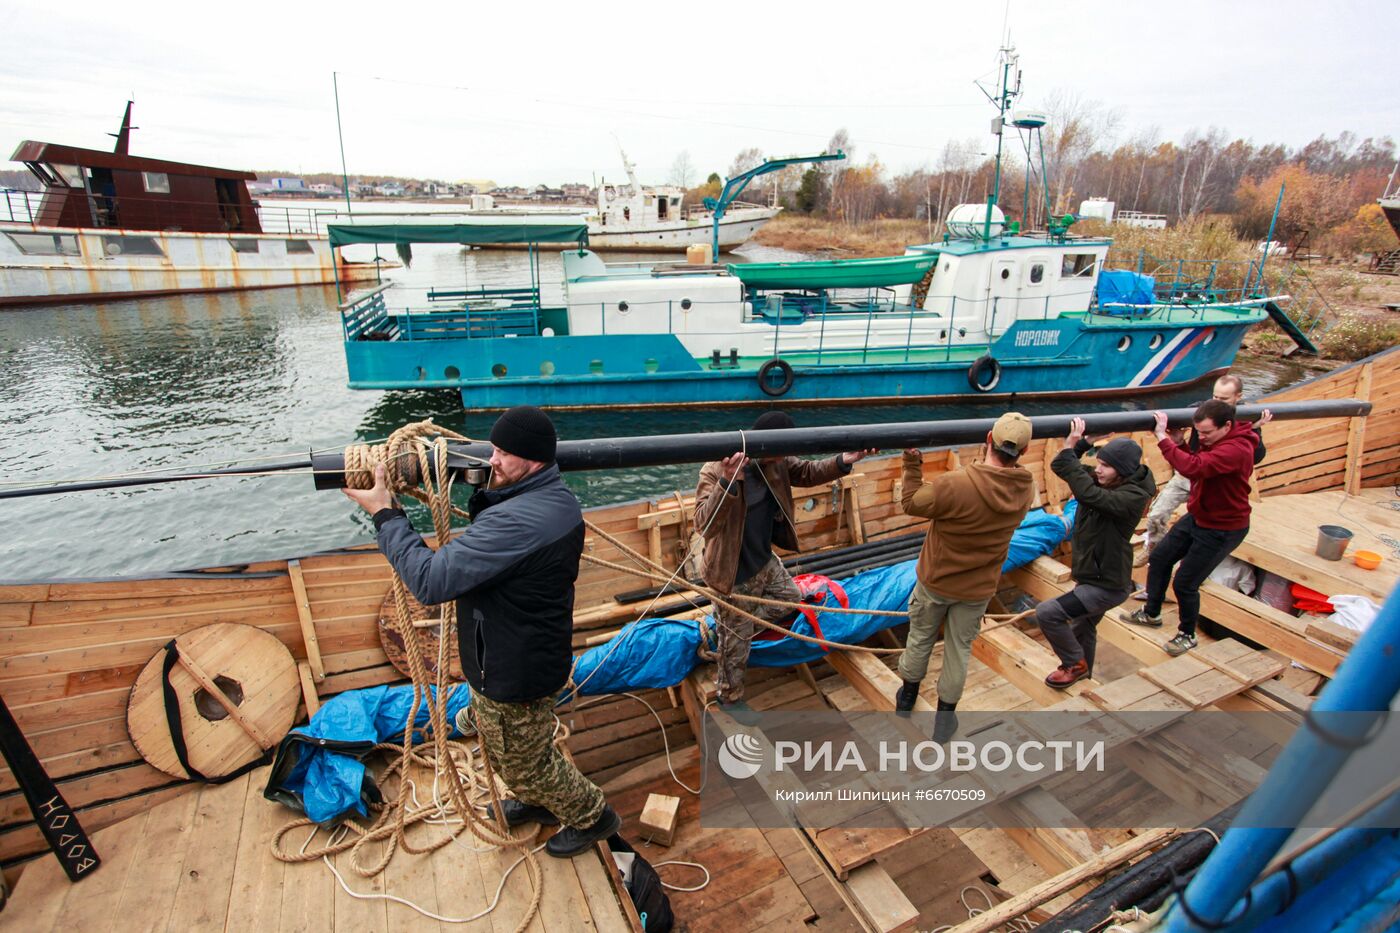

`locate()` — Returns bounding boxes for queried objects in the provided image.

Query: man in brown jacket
[895,412,1036,740]
[695,411,874,704]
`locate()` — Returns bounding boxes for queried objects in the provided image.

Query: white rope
[309,822,548,924]
[563,431,750,702]
[652,860,711,892]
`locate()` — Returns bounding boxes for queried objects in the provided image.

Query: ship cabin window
[5,232,81,256]
[230,238,260,254]
[142,172,171,194]
[623,207,631,222]
[101,235,164,257]
[1028,263,1045,285]
[48,164,85,187]
[284,239,314,254]
[1062,253,1097,278]
[657,197,668,220]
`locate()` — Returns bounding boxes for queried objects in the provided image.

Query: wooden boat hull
[0,346,1395,924]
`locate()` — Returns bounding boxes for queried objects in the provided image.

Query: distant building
[271,177,308,191]
[561,183,592,200]
[377,182,406,197]
[1116,210,1168,230]
[309,183,341,198]
[492,185,528,199]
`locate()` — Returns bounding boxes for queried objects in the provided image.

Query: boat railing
[0,189,331,237]
[339,285,1266,366]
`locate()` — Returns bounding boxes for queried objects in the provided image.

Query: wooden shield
[377,588,463,682]
[127,623,300,780]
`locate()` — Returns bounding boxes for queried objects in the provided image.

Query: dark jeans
[1034,583,1129,673]
[1146,514,1249,637]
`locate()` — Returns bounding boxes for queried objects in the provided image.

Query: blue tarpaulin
[1096,270,1157,311]
[269,505,1074,823]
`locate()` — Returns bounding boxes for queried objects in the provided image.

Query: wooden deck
[0,347,1396,929]
[1,763,635,931]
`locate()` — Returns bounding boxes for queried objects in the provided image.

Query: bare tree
[668,151,696,188]
[1175,127,1230,219]
[727,147,766,180]
[1041,91,1120,219]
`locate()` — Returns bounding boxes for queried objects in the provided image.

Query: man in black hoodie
[343,406,619,858]
[1035,418,1157,688]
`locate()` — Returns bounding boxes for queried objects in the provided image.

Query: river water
[0,219,1319,580]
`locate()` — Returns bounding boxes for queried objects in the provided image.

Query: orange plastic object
[1353,550,1382,570]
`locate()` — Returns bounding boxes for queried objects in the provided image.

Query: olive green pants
[895,580,989,705]
[471,691,606,829]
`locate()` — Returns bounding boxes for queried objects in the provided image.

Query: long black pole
[0,400,1370,500]
[311,399,1367,489]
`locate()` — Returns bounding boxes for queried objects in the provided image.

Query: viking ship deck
[0,346,1396,930]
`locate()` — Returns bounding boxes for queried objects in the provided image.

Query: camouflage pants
[1144,472,1191,554]
[715,555,802,702]
[471,691,606,829]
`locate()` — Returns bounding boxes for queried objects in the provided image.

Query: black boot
[894,680,921,715]
[932,700,959,744]
[488,799,559,828]
[546,805,623,858]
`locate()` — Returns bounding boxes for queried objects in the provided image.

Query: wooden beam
[943,828,1180,933]
[297,660,320,719]
[1344,362,1374,496]
[286,560,325,682]
[845,862,921,932]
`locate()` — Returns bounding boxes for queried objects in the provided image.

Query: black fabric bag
[608,836,674,932]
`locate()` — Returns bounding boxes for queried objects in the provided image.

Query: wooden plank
[167,772,251,929]
[298,660,322,719]
[7,810,153,929]
[111,779,202,929]
[1306,616,1360,653]
[1345,363,1374,496]
[1198,583,1344,676]
[844,861,920,932]
[287,559,326,682]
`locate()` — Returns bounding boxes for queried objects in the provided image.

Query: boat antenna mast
[974,46,1020,241]
[108,101,137,155]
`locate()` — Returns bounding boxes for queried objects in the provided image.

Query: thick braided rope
[275,424,543,931]
[580,520,904,656]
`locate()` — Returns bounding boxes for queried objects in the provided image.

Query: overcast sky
[2,1,1396,187]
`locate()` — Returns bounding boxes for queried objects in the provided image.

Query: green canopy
[327,220,589,248]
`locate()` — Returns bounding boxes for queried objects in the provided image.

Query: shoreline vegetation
[751,214,1400,363]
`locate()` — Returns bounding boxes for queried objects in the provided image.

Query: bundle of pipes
[611,530,927,610]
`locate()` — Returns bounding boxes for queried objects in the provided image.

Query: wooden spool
[378,587,463,682]
[127,623,301,780]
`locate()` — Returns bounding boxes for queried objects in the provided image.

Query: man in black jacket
[1036,418,1157,688]
[343,406,619,858]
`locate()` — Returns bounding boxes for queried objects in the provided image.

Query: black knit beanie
[490,405,557,463]
[751,411,796,431]
[1096,437,1142,477]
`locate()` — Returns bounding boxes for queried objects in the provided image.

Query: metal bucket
[1315,525,1353,561]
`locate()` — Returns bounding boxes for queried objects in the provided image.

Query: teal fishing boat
[333,49,1317,411]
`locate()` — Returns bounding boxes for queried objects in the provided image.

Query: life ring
[967,354,1001,392]
[757,358,795,397]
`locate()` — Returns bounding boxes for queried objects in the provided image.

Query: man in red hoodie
[1124,399,1259,656]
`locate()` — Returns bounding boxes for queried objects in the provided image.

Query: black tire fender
[757,358,795,397]
[967,354,1001,392]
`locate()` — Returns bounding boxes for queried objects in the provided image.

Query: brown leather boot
[1045,659,1090,689]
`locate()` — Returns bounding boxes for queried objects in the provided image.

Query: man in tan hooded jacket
[895,412,1036,740]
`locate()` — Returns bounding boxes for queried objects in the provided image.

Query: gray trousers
[1034,583,1130,673]
[1145,473,1191,554]
[896,580,989,705]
